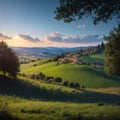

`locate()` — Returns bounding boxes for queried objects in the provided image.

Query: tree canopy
[104,25,120,76]
[55,0,120,24]
[0,41,19,78]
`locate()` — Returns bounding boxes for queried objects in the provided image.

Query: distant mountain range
[11,47,87,62]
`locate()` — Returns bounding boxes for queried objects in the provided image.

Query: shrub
[45,76,54,81]
[74,82,80,89]
[97,102,105,106]
[33,64,38,67]
[63,81,69,86]
[82,85,85,89]
[39,72,45,80]
[31,74,36,79]
[55,77,62,82]
[69,82,75,88]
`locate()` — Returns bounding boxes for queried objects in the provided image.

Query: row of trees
[30,72,82,89]
[31,72,62,82]
[0,41,19,78]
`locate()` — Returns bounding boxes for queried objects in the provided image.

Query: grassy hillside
[5,96,120,120]
[0,75,120,120]
[21,61,120,88]
[81,52,104,64]
[1,48,120,120]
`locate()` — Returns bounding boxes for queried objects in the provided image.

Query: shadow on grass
[0,75,120,103]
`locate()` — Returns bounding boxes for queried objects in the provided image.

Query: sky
[0,0,118,48]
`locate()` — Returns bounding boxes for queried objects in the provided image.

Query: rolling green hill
[21,61,120,88]
[1,48,120,120]
[81,52,104,64]
[0,75,120,120]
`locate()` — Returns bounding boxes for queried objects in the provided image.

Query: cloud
[77,24,86,28]
[19,34,41,43]
[45,32,103,45]
[0,33,12,40]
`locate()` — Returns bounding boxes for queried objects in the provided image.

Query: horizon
[0,0,118,47]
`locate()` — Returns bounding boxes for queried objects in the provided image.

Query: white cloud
[19,34,41,43]
[0,33,104,47]
[77,24,86,28]
[0,33,12,40]
[45,32,103,44]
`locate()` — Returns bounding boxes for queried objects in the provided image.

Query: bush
[55,77,62,82]
[45,76,54,81]
[63,81,69,86]
[38,72,45,80]
[69,82,75,88]
[74,82,80,89]
[97,102,105,106]
[31,74,36,79]
[82,85,85,89]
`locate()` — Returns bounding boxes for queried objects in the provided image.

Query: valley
[0,46,120,120]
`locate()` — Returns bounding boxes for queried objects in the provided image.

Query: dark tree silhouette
[104,25,120,76]
[55,0,120,24]
[55,77,62,82]
[0,41,19,78]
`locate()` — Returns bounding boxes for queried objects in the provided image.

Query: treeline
[29,72,84,89]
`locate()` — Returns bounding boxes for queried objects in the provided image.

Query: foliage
[0,41,19,78]
[63,81,69,86]
[69,82,80,89]
[55,77,62,82]
[104,25,120,76]
[55,0,120,24]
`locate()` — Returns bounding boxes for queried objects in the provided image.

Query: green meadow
[1,52,120,120]
[21,61,120,88]
[81,52,104,64]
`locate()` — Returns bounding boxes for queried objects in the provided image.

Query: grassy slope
[81,52,104,63]
[1,66,120,120]
[1,51,120,120]
[21,61,120,88]
[10,100,120,120]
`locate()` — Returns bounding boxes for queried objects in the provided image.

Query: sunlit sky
[0,0,118,47]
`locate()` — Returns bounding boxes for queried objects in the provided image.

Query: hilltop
[12,47,87,63]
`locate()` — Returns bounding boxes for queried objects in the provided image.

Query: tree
[55,0,120,24]
[63,81,69,86]
[39,72,45,80]
[55,77,62,82]
[0,41,19,78]
[104,25,120,76]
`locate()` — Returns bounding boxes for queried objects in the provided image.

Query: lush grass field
[1,62,120,120]
[9,100,120,120]
[21,61,120,88]
[81,52,104,64]
[1,52,120,120]
[0,95,120,120]
[1,94,120,120]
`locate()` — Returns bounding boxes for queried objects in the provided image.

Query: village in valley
[57,43,104,69]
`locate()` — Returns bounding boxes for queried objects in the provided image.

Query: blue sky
[0,0,118,47]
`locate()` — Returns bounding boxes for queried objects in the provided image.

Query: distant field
[81,52,104,64]
[21,60,120,88]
